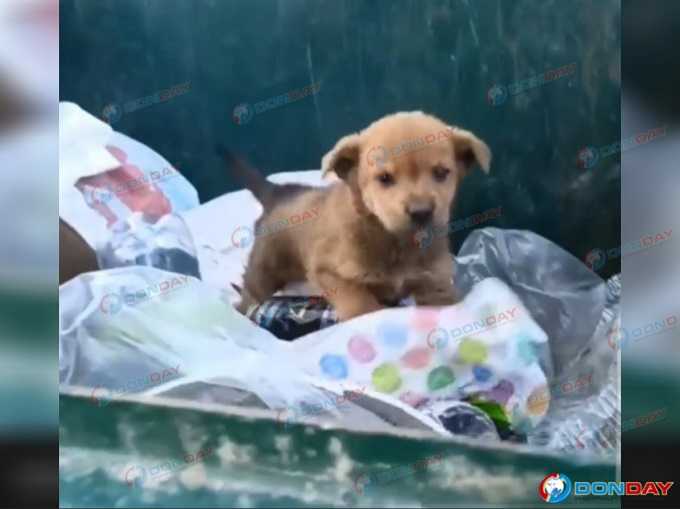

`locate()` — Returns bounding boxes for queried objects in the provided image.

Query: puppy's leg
[236,244,287,314]
[409,253,458,306]
[237,267,285,314]
[311,270,384,321]
[410,276,458,306]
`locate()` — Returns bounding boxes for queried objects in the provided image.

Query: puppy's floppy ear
[321,133,361,180]
[449,127,492,175]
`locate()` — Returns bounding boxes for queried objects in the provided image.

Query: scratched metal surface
[59,0,621,278]
[59,389,616,508]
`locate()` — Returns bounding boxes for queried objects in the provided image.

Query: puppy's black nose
[409,207,434,225]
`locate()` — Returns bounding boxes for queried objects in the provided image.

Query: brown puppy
[231,111,491,321]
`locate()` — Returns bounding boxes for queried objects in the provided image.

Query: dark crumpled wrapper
[246,295,337,341]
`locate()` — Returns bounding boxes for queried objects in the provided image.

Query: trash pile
[59,102,619,457]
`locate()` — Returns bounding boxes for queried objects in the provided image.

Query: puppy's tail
[217,144,315,211]
[217,144,278,209]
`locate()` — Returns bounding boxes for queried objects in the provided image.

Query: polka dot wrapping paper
[292,277,551,433]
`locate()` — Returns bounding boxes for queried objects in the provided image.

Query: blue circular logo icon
[487,84,508,106]
[539,473,572,503]
[353,471,374,495]
[90,385,113,407]
[413,226,435,250]
[577,146,600,169]
[584,248,607,271]
[426,327,449,350]
[82,185,114,206]
[124,464,147,488]
[366,145,388,168]
[102,103,123,124]
[100,293,123,315]
[608,323,629,351]
[231,226,254,248]
[232,103,254,125]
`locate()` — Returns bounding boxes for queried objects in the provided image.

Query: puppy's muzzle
[408,205,434,226]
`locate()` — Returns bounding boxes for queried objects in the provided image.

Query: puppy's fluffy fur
[230,111,491,321]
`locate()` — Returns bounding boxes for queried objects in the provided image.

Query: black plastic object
[141,248,200,279]
[97,213,201,280]
[419,400,499,441]
[246,295,337,341]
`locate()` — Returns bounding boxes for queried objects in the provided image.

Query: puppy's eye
[377,172,395,186]
[433,166,450,182]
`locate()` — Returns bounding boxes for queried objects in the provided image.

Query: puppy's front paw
[413,284,458,307]
[235,299,250,315]
[235,289,260,316]
[329,290,385,322]
[335,301,385,322]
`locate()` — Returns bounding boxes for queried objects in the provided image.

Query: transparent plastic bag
[454,228,619,454]
[58,266,335,413]
[59,227,619,453]
[96,212,201,279]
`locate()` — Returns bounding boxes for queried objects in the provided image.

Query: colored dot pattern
[313,293,547,435]
[488,379,515,405]
[319,354,348,379]
[401,347,431,369]
[372,363,402,393]
[399,391,428,407]
[527,385,550,416]
[516,335,536,365]
[348,335,377,363]
[427,366,455,391]
[458,339,488,364]
[473,365,493,383]
[411,308,440,331]
[377,322,408,348]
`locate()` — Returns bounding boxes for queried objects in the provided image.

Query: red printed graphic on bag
[75,145,172,226]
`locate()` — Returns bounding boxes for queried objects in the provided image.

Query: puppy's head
[322,111,491,235]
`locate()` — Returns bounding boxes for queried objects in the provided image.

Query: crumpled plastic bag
[58,268,550,438]
[288,277,551,437]
[454,228,618,453]
[59,102,200,250]
[454,227,609,379]
[59,227,619,453]
[58,266,337,413]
